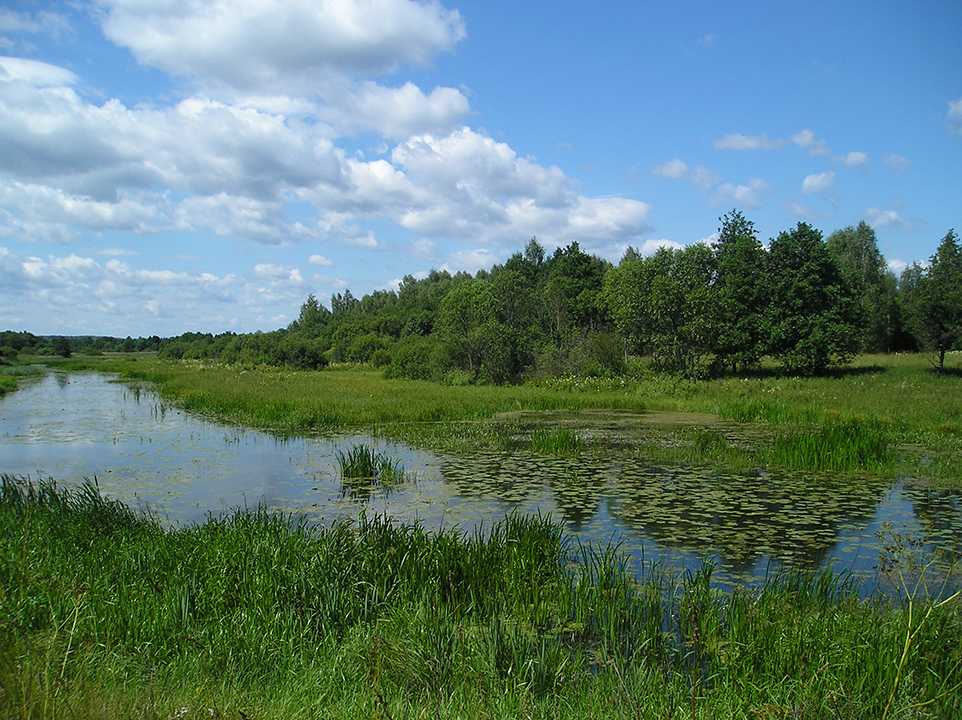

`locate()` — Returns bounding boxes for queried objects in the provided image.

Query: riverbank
[2,476,959,720]
[36,351,962,487]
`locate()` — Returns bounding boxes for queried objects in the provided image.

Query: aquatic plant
[335,444,407,500]
[530,427,583,455]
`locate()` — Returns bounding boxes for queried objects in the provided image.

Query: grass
[530,427,583,455]
[42,351,962,485]
[1,475,960,719]
[336,443,409,500]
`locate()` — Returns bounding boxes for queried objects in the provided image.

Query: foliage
[904,229,962,374]
[765,222,864,374]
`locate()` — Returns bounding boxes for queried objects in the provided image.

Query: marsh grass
[21,352,962,484]
[530,427,583,455]
[767,417,891,472]
[2,476,961,719]
[336,444,408,500]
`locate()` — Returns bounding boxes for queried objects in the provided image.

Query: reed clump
[530,427,583,455]
[2,475,960,719]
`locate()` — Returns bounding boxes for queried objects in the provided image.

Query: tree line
[5,212,960,381]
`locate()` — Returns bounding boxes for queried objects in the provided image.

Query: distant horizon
[1,0,960,337]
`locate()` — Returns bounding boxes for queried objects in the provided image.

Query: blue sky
[1,0,960,337]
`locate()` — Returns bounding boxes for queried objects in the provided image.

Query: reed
[530,427,583,455]
[2,475,960,719]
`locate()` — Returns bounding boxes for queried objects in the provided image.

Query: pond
[2,370,960,592]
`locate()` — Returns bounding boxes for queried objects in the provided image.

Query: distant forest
[4,213,961,381]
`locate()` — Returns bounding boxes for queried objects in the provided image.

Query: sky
[1,0,960,337]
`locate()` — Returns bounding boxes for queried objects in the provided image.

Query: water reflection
[1,371,959,591]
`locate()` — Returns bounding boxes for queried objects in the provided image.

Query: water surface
[2,371,959,591]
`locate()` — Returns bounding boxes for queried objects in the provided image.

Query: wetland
[2,368,959,591]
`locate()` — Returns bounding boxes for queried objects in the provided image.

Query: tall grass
[767,417,891,472]
[2,475,960,719]
[530,427,583,455]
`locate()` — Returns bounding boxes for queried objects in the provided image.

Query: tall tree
[908,229,962,374]
[712,210,767,372]
[765,222,864,375]
[827,221,900,352]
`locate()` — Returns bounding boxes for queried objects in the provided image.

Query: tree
[764,222,864,375]
[908,229,962,374]
[827,221,900,352]
[51,336,72,358]
[712,210,767,372]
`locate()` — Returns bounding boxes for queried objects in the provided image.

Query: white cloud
[865,208,913,231]
[653,159,721,190]
[641,238,685,254]
[802,171,835,195]
[323,81,471,140]
[653,158,689,180]
[887,258,908,274]
[98,0,466,93]
[708,178,773,209]
[177,194,311,244]
[947,97,962,135]
[696,34,717,48]
[882,153,910,172]
[712,133,784,151]
[0,56,77,86]
[839,151,868,169]
[308,254,333,267]
[791,129,831,156]
[785,201,817,221]
[440,247,504,275]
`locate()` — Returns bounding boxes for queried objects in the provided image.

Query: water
[2,371,959,591]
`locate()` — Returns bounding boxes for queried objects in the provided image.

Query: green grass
[16,351,962,484]
[530,427,583,455]
[1,476,960,719]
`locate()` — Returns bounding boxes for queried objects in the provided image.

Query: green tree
[765,223,864,375]
[712,210,767,372]
[827,221,900,352]
[908,229,962,374]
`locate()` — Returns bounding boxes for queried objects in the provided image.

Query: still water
[2,371,959,590]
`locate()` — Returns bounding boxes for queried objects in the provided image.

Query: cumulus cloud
[708,178,773,209]
[308,254,334,267]
[802,171,835,195]
[791,129,831,156]
[98,0,466,93]
[712,133,784,151]
[785,201,817,221]
[865,208,913,231]
[322,81,471,140]
[0,245,286,334]
[839,151,868,169]
[883,153,911,172]
[652,159,721,190]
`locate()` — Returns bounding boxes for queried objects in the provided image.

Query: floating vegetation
[530,426,583,455]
